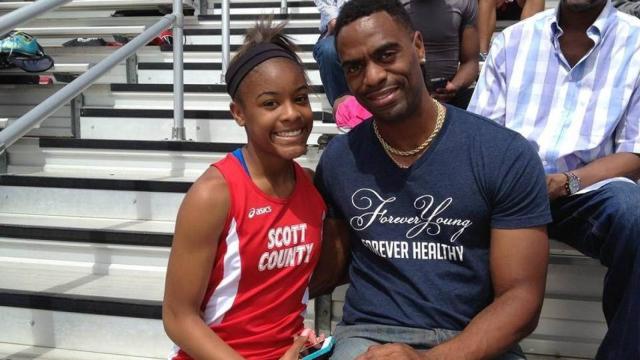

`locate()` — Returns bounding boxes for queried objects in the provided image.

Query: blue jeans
[313,34,350,106]
[549,181,640,359]
[330,324,526,359]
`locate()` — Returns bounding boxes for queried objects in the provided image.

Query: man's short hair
[334,0,415,40]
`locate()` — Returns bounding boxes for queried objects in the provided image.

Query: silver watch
[563,172,581,195]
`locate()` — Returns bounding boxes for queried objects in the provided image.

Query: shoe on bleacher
[334,95,372,130]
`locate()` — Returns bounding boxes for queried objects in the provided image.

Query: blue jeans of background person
[549,181,640,360]
[313,34,350,106]
[330,324,526,359]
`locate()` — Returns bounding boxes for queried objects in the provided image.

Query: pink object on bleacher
[334,95,372,129]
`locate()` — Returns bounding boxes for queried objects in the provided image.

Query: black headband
[225,42,298,98]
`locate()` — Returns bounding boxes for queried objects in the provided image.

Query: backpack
[0,31,54,73]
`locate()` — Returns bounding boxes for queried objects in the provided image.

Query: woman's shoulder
[183,166,231,215]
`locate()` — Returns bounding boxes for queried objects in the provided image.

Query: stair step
[40,138,243,152]
[138,60,319,70]
[184,26,320,36]
[0,343,164,360]
[0,174,191,192]
[0,181,184,221]
[0,223,171,247]
[159,43,316,52]
[0,0,195,11]
[81,107,330,120]
[78,108,335,142]
[110,83,326,94]
[227,1,316,8]
[0,261,162,311]
[0,306,170,358]
[7,138,324,179]
[198,13,319,21]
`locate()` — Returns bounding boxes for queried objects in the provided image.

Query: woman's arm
[162,167,244,360]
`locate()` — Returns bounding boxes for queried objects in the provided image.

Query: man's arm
[309,217,351,298]
[434,25,479,103]
[478,0,497,54]
[547,70,640,199]
[520,0,545,19]
[424,227,549,359]
[546,153,640,199]
[467,33,507,124]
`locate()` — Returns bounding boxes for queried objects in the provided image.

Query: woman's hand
[279,328,326,360]
[279,335,309,360]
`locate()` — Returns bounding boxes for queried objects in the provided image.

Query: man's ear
[230,101,245,127]
[413,30,425,61]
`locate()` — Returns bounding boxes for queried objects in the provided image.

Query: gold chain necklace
[381,143,410,169]
[373,98,446,157]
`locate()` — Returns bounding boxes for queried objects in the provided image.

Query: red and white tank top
[170,153,326,360]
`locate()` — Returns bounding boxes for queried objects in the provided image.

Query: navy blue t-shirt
[315,105,551,331]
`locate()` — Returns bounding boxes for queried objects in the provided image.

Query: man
[311,0,552,358]
[402,0,480,108]
[313,0,351,111]
[613,0,640,17]
[313,0,481,131]
[468,0,640,358]
[477,0,545,60]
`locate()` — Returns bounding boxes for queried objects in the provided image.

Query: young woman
[163,21,326,360]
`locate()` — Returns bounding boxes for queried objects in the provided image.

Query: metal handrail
[221,0,230,83]
[172,0,185,140]
[0,0,186,155]
[0,0,72,36]
[219,0,289,83]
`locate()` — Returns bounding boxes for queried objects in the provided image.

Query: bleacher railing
[221,0,230,82]
[219,0,289,82]
[0,0,186,157]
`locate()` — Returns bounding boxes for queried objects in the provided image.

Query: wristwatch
[563,172,581,195]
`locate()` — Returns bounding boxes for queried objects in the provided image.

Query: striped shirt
[313,0,348,33]
[468,1,640,175]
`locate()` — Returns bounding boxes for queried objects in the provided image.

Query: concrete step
[0,343,164,360]
[7,138,325,177]
[0,172,185,221]
[137,60,323,85]
[105,82,330,110]
[0,211,173,245]
[183,28,321,46]
[77,108,337,142]
[0,304,170,358]
[0,0,195,11]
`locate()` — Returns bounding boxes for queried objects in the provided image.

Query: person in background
[613,0,640,17]
[402,0,479,109]
[477,0,544,60]
[468,0,640,358]
[312,0,369,129]
[163,20,325,360]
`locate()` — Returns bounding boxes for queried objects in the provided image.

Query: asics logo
[248,206,272,218]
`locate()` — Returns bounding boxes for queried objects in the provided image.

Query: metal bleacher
[0,0,605,359]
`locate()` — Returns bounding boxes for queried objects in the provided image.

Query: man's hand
[432,81,459,103]
[546,173,567,200]
[327,19,337,35]
[355,343,424,360]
